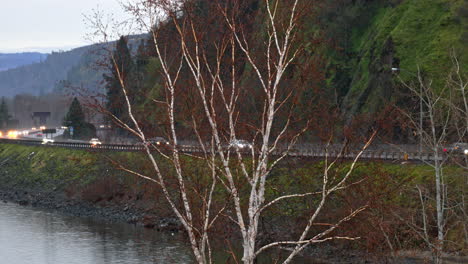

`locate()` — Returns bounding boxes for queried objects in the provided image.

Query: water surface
[0,202,193,264]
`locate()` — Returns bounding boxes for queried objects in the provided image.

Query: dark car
[146,137,170,146]
[448,142,468,155]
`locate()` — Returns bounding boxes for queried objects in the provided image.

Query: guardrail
[0,138,449,162]
[0,138,145,151]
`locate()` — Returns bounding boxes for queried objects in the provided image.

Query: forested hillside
[112,0,467,132]
[0,52,47,72]
[0,47,90,97]
[1,0,466,118]
[334,0,468,119]
[0,36,147,98]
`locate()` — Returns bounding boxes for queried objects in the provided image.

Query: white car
[42,138,54,144]
[229,139,252,150]
[89,138,102,146]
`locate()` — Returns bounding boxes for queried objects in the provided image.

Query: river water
[0,201,329,264]
[0,202,193,264]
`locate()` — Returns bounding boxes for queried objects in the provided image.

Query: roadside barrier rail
[0,138,457,162]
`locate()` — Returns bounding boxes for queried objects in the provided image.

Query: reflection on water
[0,202,193,264]
[0,202,322,264]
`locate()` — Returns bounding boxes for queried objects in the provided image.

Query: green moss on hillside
[342,0,467,116]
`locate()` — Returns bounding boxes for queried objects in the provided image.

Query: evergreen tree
[103,36,135,127]
[0,97,10,129]
[63,97,95,139]
[135,39,149,74]
[133,39,150,106]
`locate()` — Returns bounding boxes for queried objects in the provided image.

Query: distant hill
[0,35,146,98]
[0,47,91,97]
[0,52,48,72]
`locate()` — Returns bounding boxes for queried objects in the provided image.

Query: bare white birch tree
[89,1,375,263]
[395,55,468,263]
[447,53,468,168]
[446,53,468,252]
[397,68,449,263]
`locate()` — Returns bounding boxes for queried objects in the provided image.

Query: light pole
[392,67,423,155]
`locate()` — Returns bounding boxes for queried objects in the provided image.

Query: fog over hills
[0,47,90,97]
[0,52,48,72]
[0,35,146,98]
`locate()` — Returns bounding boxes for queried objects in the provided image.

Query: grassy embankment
[0,143,466,254]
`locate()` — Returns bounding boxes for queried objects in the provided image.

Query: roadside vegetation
[0,0,467,263]
[77,0,468,263]
[1,142,466,261]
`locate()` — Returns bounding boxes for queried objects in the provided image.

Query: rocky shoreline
[0,184,377,264]
[3,184,467,263]
[0,184,183,232]
[1,144,465,264]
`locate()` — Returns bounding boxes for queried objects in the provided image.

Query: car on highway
[146,137,170,146]
[448,142,468,155]
[228,139,252,150]
[137,137,169,147]
[7,130,19,139]
[42,138,54,144]
[89,138,102,146]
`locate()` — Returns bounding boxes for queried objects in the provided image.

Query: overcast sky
[0,0,128,53]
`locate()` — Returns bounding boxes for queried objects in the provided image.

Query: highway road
[1,135,463,162]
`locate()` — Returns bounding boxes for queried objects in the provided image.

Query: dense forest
[97,0,468,141]
[0,52,47,72]
[1,0,466,120]
[0,47,89,97]
[0,0,466,137]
